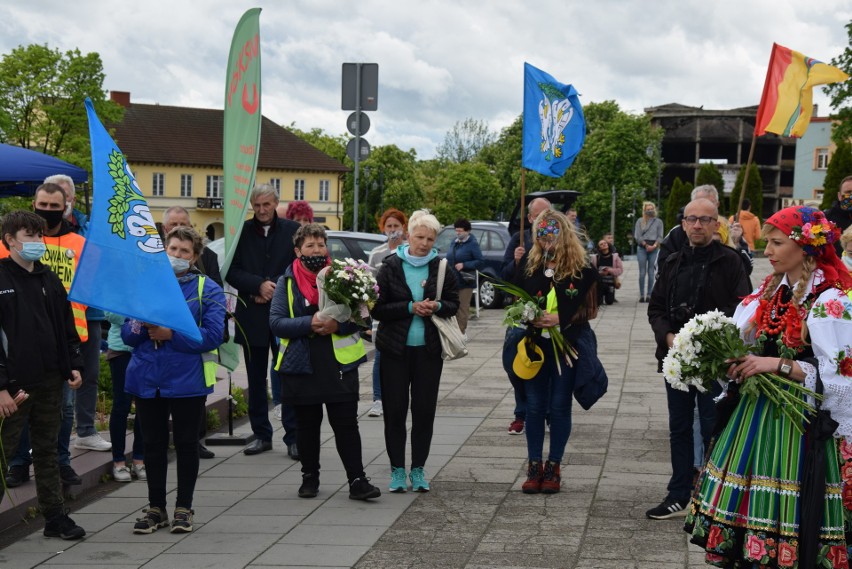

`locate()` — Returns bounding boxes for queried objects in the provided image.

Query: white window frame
[152,173,164,197]
[270,178,281,192]
[206,175,223,198]
[294,179,305,201]
[180,174,193,197]
[318,179,330,202]
[816,148,830,170]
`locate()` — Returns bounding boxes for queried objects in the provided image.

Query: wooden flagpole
[735,129,758,222]
[519,167,527,249]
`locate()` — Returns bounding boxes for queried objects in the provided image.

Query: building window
[816,148,830,170]
[180,174,193,197]
[270,178,281,192]
[206,175,223,198]
[319,179,330,202]
[152,173,164,197]
[294,179,305,201]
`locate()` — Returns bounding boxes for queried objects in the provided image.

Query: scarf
[292,257,322,306]
[398,244,437,267]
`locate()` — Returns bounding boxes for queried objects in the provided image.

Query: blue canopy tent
[0,143,88,196]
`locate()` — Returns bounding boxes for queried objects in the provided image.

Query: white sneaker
[273,404,282,420]
[368,400,383,417]
[112,465,132,482]
[75,433,112,451]
[132,463,147,481]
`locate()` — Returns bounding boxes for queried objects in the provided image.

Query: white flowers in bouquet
[316,257,379,326]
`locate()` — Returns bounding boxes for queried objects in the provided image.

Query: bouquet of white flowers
[316,258,378,327]
[662,310,819,432]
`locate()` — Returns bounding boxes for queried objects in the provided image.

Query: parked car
[435,221,510,309]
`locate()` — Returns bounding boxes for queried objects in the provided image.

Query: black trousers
[136,394,205,510]
[295,400,365,483]
[380,347,443,469]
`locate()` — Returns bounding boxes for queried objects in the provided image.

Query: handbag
[431,258,468,360]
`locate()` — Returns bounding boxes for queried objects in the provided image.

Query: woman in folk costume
[685,206,852,568]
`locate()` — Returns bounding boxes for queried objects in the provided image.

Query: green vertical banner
[221,7,262,278]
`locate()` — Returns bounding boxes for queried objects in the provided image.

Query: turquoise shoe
[389,467,408,493]
[409,467,430,492]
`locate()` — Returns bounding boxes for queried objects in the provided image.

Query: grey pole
[352,64,361,232]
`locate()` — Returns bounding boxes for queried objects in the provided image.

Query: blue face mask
[17,241,46,262]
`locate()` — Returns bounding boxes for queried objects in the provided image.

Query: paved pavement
[0,257,771,569]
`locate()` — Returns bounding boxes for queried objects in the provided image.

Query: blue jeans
[524,338,576,463]
[664,380,717,502]
[371,350,382,401]
[109,352,144,463]
[636,247,659,297]
[10,382,74,468]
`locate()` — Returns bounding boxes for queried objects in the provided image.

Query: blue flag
[69,99,201,342]
[522,62,586,177]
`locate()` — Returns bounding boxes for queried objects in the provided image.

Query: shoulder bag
[431,258,468,360]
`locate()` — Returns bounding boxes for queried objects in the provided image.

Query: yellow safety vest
[196,276,219,387]
[274,278,366,371]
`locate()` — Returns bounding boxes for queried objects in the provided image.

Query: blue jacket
[122,274,225,398]
[445,234,483,290]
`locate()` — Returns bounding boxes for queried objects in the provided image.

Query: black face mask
[34,208,64,229]
[300,255,328,273]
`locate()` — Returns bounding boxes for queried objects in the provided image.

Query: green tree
[0,43,124,169]
[820,140,852,209]
[665,178,692,231]
[428,162,502,224]
[696,163,724,200]
[729,164,763,218]
[435,118,495,164]
[287,124,348,164]
[824,20,852,144]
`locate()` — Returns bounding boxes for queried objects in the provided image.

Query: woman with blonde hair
[633,201,663,302]
[507,210,598,494]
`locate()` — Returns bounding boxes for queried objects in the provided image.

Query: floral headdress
[536,218,560,239]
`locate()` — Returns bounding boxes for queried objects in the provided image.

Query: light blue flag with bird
[522,62,586,177]
[69,98,201,342]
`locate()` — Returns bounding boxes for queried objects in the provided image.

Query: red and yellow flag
[754,43,848,138]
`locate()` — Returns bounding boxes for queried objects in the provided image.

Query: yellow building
[109,91,349,238]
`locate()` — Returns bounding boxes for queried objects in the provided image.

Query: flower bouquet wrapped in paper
[316,258,378,326]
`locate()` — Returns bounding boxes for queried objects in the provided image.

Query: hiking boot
[298,473,319,498]
[43,508,85,540]
[507,418,525,435]
[368,400,383,417]
[133,506,169,534]
[645,497,689,520]
[59,464,82,486]
[409,467,430,492]
[541,460,561,494]
[389,467,408,493]
[349,477,381,501]
[112,465,132,483]
[522,461,543,494]
[5,464,30,488]
[170,507,194,533]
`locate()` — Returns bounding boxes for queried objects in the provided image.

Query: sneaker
[5,464,30,488]
[132,463,147,481]
[368,400,383,417]
[59,464,82,486]
[43,509,85,540]
[645,497,689,520]
[507,419,525,435]
[298,473,319,498]
[74,433,112,451]
[170,507,194,533]
[541,460,561,494]
[133,507,169,534]
[522,461,543,494]
[273,404,282,420]
[112,465,132,483]
[409,467,430,492]
[198,444,215,459]
[389,467,407,493]
[349,477,381,501]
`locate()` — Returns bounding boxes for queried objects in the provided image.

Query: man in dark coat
[646,197,750,521]
[823,175,852,256]
[225,185,300,457]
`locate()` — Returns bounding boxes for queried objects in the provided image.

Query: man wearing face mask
[45,174,89,237]
[824,176,852,256]
[226,184,300,458]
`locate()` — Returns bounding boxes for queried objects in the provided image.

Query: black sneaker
[43,509,86,540]
[59,465,82,486]
[5,464,30,488]
[133,507,169,534]
[198,444,215,459]
[645,497,688,520]
[349,477,381,501]
[298,474,319,498]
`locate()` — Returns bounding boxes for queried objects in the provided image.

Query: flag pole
[519,167,526,250]
[735,129,758,221]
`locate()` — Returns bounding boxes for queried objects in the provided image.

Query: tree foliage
[825,20,852,144]
[0,43,124,170]
[696,163,724,197]
[435,118,495,164]
[665,178,693,231]
[820,140,852,209]
[287,124,348,164]
[428,162,502,224]
[729,164,763,218]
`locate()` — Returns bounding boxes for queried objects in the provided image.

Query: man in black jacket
[823,175,852,256]
[226,185,300,458]
[0,211,86,539]
[646,198,750,521]
[656,184,719,271]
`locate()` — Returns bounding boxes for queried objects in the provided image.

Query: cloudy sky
[1,1,849,159]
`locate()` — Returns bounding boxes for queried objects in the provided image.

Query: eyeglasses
[683,216,716,226]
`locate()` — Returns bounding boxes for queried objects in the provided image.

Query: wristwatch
[778,358,793,377]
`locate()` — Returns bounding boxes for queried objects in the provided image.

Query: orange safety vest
[0,231,89,342]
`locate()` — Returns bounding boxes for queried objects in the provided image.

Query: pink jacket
[590,253,623,276]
